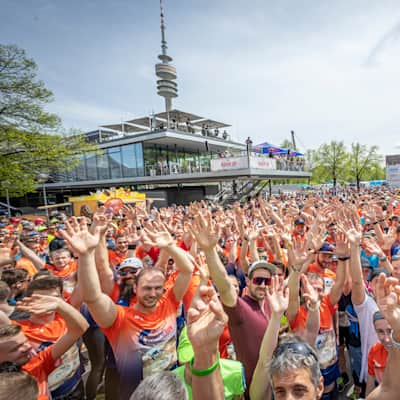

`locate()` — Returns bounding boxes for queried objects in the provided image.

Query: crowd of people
[2,188,400,400]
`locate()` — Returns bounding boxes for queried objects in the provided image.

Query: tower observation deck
[155,0,177,112]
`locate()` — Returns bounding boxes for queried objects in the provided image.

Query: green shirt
[172,358,246,400]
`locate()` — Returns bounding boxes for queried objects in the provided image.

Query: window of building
[86,152,98,180]
[121,144,137,177]
[108,147,122,179]
[136,143,144,176]
[97,151,110,180]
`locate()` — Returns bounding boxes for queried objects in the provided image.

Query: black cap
[368,267,390,282]
[294,218,306,226]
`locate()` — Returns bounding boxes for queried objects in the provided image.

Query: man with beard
[61,217,194,400]
[307,243,336,295]
[188,213,275,395]
[113,257,143,306]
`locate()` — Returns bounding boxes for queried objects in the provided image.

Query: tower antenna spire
[155,0,178,113]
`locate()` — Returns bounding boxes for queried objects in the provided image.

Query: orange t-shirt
[13,314,66,350]
[45,261,77,279]
[102,287,180,378]
[368,342,388,384]
[307,263,336,295]
[289,295,337,333]
[16,256,38,277]
[108,249,127,269]
[45,261,77,300]
[290,295,338,370]
[22,345,58,400]
[165,271,201,313]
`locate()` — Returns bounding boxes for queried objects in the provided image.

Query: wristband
[390,331,400,349]
[190,353,220,376]
[337,256,350,261]
[379,256,387,262]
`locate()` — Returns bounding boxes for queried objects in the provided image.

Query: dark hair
[49,238,67,253]
[1,269,28,287]
[26,276,63,297]
[0,281,11,302]
[0,324,21,339]
[32,270,52,280]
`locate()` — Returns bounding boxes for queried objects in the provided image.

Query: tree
[280,139,294,149]
[0,44,96,196]
[313,141,347,188]
[347,142,383,191]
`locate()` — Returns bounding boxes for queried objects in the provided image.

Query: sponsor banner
[210,156,277,172]
[249,157,276,170]
[210,157,248,171]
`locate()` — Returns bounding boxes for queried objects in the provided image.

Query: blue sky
[2,0,400,154]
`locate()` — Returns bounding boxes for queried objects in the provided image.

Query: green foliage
[312,141,347,187]
[0,44,97,196]
[280,139,294,149]
[311,141,385,187]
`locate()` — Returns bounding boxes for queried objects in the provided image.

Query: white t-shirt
[354,294,379,382]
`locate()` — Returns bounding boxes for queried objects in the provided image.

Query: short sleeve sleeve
[101,305,127,342]
[224,297,245,325]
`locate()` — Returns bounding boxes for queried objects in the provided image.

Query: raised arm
[367,274,400,400]
[302,274,321,345]
[329,231,349,305]
[187,284,227,400]
[250,276,288,400]
[16,240,44,271]
[145,223,194,302]
[17,294,88,360]
[337,209,365,306]
[189,213,237,307]
[60,217,117,328]
[91,208,114,295]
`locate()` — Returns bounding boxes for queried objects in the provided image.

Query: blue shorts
[321,361,340,387]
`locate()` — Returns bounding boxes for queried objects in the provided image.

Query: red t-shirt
[368,342,388,384]
[135,245,160,264]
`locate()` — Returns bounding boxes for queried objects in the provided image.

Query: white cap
[116,257,143,271]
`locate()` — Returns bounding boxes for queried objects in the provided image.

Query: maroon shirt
[224,295,271,390]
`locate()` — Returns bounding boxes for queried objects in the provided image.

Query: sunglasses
[274,342,318,362]
[252,277,271,286]
[119,268,139,276]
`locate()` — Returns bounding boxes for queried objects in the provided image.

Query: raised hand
[60,216,100,255]
[187,285,228,352]
[362,237,385,258]
[336,207,362,245]
[143,222,174,248]
[375,274,400,334]
[335,231,350,258]
[17,294,61,316]
[188,212,220,251]
[90,206,110,236]
[266,275,289,317]
[301,274,319,307]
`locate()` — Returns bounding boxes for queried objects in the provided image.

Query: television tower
[155,0,178,113]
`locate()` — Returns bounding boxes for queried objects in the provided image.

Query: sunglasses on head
[119,268,139,276]
[274,341,318,362]
[252,277,271,286]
